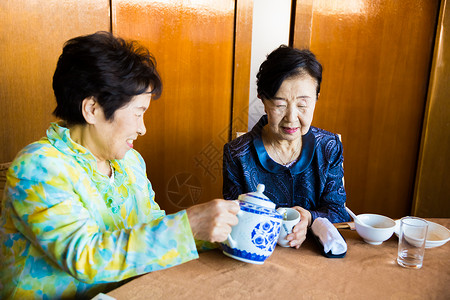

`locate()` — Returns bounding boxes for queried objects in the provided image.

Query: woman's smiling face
[263,74,318,141]
[91,92,151,161]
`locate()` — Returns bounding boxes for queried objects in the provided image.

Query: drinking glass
[397,217,428,269]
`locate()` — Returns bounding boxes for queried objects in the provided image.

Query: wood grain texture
[231,0,253,138]
[293,0,440,218]
[292,0,313,49]
[413,0,450,217]
[112,0,235,213]
[0,0,110,162]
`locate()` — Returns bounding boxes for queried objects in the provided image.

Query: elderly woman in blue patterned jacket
[223,45,350,249]
[0,32,239,299]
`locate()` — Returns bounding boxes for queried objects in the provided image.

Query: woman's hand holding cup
[279,206,312,249]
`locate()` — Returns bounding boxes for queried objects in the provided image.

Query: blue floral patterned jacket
[223,115,350,223]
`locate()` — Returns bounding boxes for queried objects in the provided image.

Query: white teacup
[276,207,301,247]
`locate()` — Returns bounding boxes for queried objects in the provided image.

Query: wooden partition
[1,0,444,218]
[112,0,237,213]
[0,0,110,163]
[292,0,440,218]
[413,0,450,217]
[231,0,254,138]
[1,0,253,214]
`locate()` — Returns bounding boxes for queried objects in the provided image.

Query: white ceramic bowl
[354,214,396,245]
[394,219,450,249]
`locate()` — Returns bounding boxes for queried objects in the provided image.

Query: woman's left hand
[285,206,312,249]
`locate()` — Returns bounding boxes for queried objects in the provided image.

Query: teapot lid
[238,184,275,209]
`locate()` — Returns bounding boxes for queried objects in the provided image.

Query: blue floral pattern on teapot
[252,220,280,251]
[221,184,282,264]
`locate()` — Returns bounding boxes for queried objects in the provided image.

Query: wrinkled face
[92,92,151,161]
[263,74,318,141]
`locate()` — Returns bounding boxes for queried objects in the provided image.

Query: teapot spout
[276,207,287,216]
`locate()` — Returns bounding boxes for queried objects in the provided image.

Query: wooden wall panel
[231,0,253,138]
[112,0,235,213]
[0,0,110,163]
[293,0,440,218]
[413,0,450,217]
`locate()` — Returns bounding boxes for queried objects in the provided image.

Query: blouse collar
[251,115,315,174]
[47,122,97,161]
[46,122,126,182]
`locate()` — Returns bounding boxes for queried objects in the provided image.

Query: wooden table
[108,219,450,299]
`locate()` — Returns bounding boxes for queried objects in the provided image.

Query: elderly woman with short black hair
[223,45,350,249]
[0,31,238,299]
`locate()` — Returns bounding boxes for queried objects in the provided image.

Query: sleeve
[222,143,244,200]
[194,240,219,252]
[6,154,199,284]
[309,135,351,223]
[132,149,217,253]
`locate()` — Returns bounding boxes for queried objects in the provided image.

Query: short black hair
[52,31,162,124]
[256,45,322,100]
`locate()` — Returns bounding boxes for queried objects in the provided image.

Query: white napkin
[311,217,347,255]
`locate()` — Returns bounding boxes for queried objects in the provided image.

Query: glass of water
[397,216,429,269]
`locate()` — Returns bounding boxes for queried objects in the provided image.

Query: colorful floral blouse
[0,123,198,299]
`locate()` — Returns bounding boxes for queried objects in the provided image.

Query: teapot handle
[227,206,243,248]
[227,234,237,248]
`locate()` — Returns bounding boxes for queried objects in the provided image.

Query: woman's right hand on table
[186,199,240,243]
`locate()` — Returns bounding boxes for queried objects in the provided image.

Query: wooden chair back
[0,162,12,212]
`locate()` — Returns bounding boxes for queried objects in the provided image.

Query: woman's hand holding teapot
[186,199,240,243]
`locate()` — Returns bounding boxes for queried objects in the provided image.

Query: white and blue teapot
[221,184,282,264]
